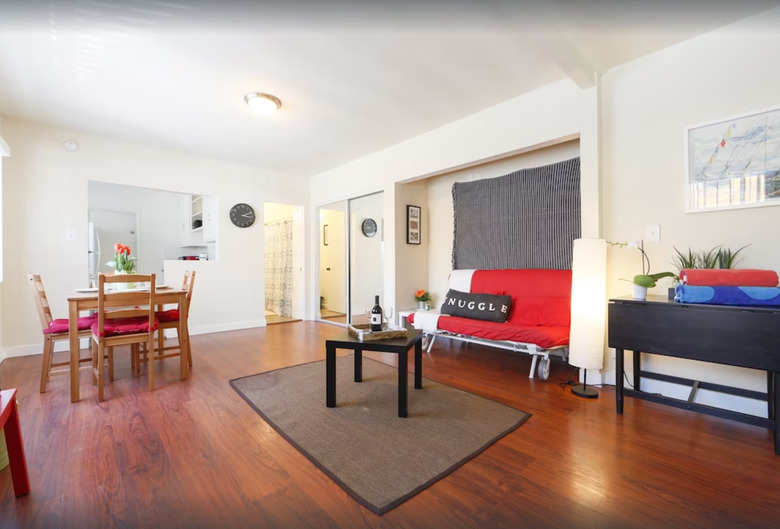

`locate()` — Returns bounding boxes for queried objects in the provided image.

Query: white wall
[394,179,429,311]
[601,8,780,416]
[0,117,6,364]
[2,118,308,358]
[264,202,294,223]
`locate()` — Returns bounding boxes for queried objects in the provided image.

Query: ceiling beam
[487,0,599,89]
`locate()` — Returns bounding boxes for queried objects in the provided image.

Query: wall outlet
[645,225,661,242]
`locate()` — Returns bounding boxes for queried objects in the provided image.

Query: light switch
[645,225,661,242]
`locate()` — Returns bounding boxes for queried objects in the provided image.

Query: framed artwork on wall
[686,105,780,213]
[323,224,329,246]
[407,205,421,245]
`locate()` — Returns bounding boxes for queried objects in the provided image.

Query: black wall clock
[230,203,256,228]
[361,218,378,237]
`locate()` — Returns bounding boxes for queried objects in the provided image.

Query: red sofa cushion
[470,269,571,327]
[436,316,569,349]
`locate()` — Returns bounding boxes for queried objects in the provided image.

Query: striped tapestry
[452,157,581,270]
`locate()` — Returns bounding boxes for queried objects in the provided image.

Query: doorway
[88,209,138,283]
[263,202,304,325]
[319,202,347,324]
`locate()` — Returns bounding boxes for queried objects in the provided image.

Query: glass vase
[114,270,136,290]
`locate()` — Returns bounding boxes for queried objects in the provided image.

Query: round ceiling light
[244,92,282,116]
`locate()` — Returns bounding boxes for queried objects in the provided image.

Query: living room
[2,3,780,527]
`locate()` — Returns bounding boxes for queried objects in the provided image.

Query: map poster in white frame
[685,105,780,213]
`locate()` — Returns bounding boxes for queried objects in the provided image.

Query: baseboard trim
[2,319,268,361]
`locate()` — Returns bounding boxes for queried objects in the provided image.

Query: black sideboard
[608,295,780,455]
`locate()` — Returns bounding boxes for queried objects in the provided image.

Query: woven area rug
[230,355,530,515]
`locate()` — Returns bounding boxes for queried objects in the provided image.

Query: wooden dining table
[67,286,190,402]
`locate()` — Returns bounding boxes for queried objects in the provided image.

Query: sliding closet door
[318,193,384,326]
[348,192,384,325]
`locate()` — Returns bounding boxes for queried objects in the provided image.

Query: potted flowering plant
[106,243,137,274]
[609,241,675,300]
[415,289,431,310]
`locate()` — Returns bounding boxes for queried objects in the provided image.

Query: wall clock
[230,203,256,228]
[361,218,378,237]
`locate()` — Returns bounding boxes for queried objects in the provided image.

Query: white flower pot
[632,284,648,300]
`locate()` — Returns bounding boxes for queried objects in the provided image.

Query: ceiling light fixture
[244,92,282,116]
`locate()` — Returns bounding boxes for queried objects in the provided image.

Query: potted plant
[671,244,748,292]
[106,243,138,290]
[106,243,138,274]
[610,241,675,300]
[415,289,431,310]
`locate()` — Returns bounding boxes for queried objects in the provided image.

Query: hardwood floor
[1,322,779,528]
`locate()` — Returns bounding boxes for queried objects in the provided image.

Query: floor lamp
[568,238,607,398]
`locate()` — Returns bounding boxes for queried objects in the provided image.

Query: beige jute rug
[230,355,530,515]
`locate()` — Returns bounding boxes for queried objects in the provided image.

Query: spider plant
[672,244,748,273]
[717,245,748,269]
[672,246,700,271]
[698,246,721,269]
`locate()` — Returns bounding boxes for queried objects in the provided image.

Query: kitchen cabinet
[181,194,201,245]
[181,194,217,245]
[202,195,217,242]
[179,194,218,260]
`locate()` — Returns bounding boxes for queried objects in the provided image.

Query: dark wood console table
[608,295,780,455]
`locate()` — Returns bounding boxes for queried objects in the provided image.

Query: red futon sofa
[408,268,572,380]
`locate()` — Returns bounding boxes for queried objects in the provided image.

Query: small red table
[0,389,30,497]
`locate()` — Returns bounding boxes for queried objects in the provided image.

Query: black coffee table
[325,330,423,417]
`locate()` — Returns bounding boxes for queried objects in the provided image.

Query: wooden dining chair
[152,270,195,367]
[27,274,95,393]
[91,273,158,401]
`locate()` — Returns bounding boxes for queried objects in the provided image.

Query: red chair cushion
[91,317,158,337]
[44,315,97,335]
[155,309,180,322]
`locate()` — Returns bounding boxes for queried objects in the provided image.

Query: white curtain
[264,219,293,317]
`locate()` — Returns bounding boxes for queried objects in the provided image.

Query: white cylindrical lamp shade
[568,238,608,371]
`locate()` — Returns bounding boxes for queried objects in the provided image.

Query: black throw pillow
[440,289,511,323]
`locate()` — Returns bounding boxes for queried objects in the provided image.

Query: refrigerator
[88,221,101,287]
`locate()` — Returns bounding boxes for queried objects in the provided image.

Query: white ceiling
[1,0,778,176]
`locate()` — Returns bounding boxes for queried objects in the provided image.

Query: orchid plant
[609,240,675,288]
[106,243,137,273]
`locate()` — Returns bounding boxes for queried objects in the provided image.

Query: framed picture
[323,224,329,246]
[406,205,421,245]
[686,105,780,213]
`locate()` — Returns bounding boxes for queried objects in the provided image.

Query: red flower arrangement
[106,243,137,273]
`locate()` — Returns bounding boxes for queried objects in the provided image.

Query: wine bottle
[370,295,383,332]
